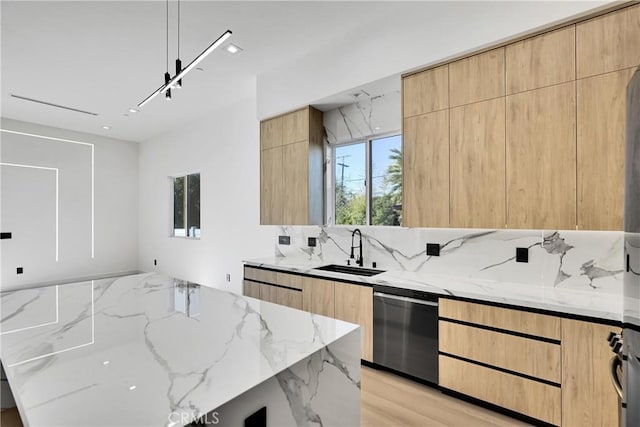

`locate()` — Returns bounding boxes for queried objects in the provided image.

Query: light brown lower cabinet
[276,287,303,310]
[334,282,373,362]
[302,277,335,317]
[259,283,278,304]
[440,355,561,425]
[243,280,260,299]
[561,319,620,427]
[439,298,620,426]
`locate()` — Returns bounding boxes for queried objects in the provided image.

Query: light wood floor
[362,366,530,427]
[1,367,529,427]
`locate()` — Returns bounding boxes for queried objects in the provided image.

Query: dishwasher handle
[374,292,438,307]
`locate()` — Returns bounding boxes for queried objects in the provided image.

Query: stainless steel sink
[313,264,385,277]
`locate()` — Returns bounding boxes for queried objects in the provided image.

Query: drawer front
[244,267,277,284]
[275,272,303,290]
[439,321,561,383]
[243,280,261,299]
[277,287,303,310]
[440,355,561,425]
[259,283,279,304]
[439,299,561,340]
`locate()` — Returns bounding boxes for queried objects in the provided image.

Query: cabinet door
[577,4,640,78]
[402,65,449,118]
[282,109,309,145]
[260,116,283,150]
[403,110,449,227]
[276,288,303,310]
[577,68,634,230]
[260,147,283,225]
[449,48,505,107]
[259,284,278,304]
[562,319,620,427]
[302,277,335,317]
[334,283,373,361]
[506,82,576,230]
[506,26,575,94]
[450,98,506,228]
[282,141,309,225]
[243,280,261,299]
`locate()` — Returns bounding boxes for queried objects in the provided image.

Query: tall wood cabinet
[259,106,324,225]
[402,3,640,231]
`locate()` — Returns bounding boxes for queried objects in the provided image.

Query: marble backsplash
[272,226,624,296]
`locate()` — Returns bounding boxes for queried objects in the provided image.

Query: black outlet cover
[154,259,157,266]
[278,235,291,245]
[244,406,267,427]
[308,237,317,247]
[426,243,440,257]
[0,232,12,240]
[16,267,23,274]
[516,247,529,263]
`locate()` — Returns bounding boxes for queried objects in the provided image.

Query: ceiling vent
[10,94,98,116]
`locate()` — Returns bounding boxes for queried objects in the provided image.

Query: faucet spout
[351,228,363,267]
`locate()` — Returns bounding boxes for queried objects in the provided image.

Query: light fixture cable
[165,0,171,100]
[175,0,182,88]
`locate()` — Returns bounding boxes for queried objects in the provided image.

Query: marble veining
[0,273,359,427]
[273,226,624,297]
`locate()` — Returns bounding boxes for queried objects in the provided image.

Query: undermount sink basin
[313,264,386,277]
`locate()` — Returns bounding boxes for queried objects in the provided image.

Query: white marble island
[0,273,361,426]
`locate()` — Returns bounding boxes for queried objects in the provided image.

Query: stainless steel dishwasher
[373,285,439,384]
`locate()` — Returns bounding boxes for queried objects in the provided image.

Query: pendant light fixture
[137,1,232,108]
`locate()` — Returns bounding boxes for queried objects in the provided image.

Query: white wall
[0,118,139,291]
[256,0,612,118]
[137,92,274,293]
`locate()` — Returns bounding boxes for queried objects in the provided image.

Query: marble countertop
[0,273,358,427]
[245,257,623,323]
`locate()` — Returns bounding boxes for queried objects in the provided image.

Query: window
[333,135,402,226]
[173,173,200,238]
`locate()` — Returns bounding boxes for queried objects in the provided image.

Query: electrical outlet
[226,273,231,282]
[426,243,440,257]
[16,267,23,274]
[308,237,317,247]
[0,232,12,239]
[278,235,291,245]
[516,247,529,263]
[154,259,157,266]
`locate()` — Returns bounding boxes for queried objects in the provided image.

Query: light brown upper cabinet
[403,65,449,117]
[577,4,640,79]
[506,82,576,230]
[449,48,505,107]
[450,98,506,229]
[260,117,283,150]
[403,110,450,227]
[506,26,576,94]
[282,108,309,145]
[578,68,635,230]
[260,146,283,225]
[259,106,324,225]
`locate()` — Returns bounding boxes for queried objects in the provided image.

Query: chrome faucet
[350,228,363,267]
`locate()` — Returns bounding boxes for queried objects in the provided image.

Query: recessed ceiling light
[129,385,137,391]
[101,125,111,130]
[102,360,110,365]
[128,108,139,113]
[374,126,381,130]
[225,43,243,54]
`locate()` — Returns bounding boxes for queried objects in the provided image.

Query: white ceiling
[1,1,613,143]
[0,1,415,142]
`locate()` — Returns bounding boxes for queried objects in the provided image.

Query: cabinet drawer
[275,272,303,290]
[244,267,277,284]
[243,280,261,299]
[439,321,561,383]
[439,299,561,340]
[277,287,303,310]
[440,355,561,425]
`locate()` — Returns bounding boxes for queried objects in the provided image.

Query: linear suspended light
[162,30,232,93]
[137,29,232,108]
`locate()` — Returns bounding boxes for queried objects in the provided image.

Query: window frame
[170,172,201,239]
[330,131,401,226]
